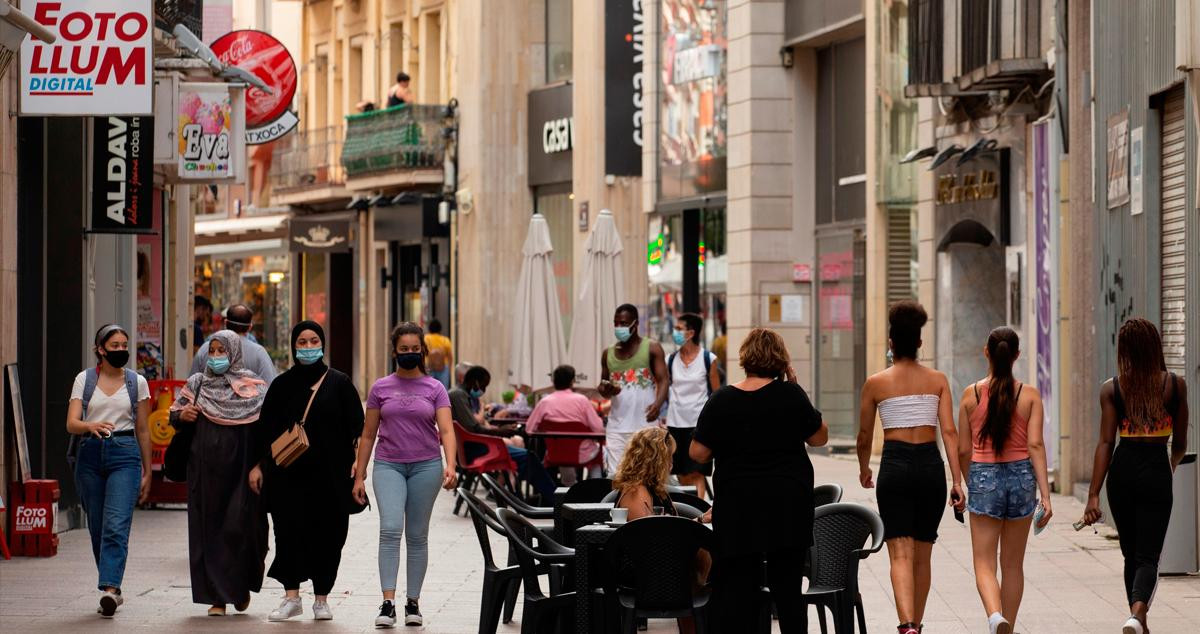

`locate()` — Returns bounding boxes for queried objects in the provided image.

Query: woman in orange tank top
[956,327,1051,634]
[1082,318,1189,634]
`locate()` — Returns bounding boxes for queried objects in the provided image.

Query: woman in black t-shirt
[690,328,828,633]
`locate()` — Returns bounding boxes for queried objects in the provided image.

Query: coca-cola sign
[210,30,298,145]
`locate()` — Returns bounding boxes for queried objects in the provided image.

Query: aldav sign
[19,0,153,115]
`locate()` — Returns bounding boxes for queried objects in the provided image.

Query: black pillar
[682,209,701,313]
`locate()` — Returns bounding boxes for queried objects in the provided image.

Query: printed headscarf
[172,329,267,425]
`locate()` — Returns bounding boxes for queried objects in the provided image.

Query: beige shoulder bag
[271,371,328,467]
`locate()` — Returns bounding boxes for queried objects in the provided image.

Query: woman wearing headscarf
[251,321,365,622]
[170,330,270,616]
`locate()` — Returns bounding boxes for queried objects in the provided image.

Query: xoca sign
[19,0,153,115]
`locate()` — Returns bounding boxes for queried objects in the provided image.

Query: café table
[556,502,615,547]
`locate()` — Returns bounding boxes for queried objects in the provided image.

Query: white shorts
[605,430,637,475]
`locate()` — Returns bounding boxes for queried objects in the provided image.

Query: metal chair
[813,483,844,507]
[605,515,714,633]
[800,503,886,634]
[497,508,577,634]
[457,487,522,633]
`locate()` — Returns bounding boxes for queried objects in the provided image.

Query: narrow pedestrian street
[1,452,1196,633]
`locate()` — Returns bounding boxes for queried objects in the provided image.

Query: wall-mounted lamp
[779,46,795,69]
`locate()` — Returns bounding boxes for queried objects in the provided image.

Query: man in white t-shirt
[665,313,720,500]
[190,304,277,382]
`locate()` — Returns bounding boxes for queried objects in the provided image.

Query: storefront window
[536,190,575,338]
[659,0,728,200]
[646,208,727,348]
[195,253,291,371]
[546,0,573,82]
[302,252,328,328]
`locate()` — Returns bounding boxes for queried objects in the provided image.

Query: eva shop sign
[176,83,246,181]
[19,0,153,115]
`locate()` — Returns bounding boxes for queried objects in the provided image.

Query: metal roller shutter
[886,207,917,303]
[1160,87,1186,374]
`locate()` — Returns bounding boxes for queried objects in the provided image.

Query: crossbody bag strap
[299,371,330,426]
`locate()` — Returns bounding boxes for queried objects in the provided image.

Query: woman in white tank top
[857,302,965,634]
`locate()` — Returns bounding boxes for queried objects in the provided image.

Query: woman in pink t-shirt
[353,322,457,627]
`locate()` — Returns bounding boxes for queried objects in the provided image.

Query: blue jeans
[373,457,443,598]
[430,367,451,389]
[74,435,142,590]
[967,459,1037,520]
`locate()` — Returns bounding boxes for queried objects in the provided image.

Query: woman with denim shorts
[353,322,458,628]
[957,327,1052,634]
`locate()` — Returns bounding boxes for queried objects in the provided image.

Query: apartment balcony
[270,126,350,207]
[155,0,203,35]
[340,104,447,193]
[905,0,1051,98]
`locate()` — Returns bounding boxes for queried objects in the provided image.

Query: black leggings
[712,549,807,633]
[1106,442,1173,606]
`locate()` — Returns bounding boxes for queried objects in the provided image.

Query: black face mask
[395,352,421,370]
[104,349,130,368]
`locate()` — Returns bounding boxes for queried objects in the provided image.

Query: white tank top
[878,394,940,429]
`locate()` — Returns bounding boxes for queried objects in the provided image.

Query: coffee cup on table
[610,507,628,524]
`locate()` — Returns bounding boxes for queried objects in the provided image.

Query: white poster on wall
[1129,126,1144,216]
[177,83,241,180]
[19,0,153,115]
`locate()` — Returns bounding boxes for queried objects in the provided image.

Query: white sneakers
[97,590,123,618]
[269,597,304,622]
[313,601,333,621]
[1122,616,1145,634]
[987,611,1011,634]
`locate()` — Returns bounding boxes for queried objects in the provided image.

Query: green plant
[501,390,515,404]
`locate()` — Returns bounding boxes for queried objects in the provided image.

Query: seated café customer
[613,426,711,634]
[448,366,557,503]
[525,365,605,485]
[690,327,829,633]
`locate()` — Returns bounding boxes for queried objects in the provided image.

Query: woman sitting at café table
[613,426,711,634]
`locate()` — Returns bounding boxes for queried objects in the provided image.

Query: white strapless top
[878,394,940,429]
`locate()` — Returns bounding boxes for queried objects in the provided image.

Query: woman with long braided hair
[1083,318,1189,634]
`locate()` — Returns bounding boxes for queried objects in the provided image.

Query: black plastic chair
[481,473,555,520]
[800,503,885,634]
[560,478,614,505]
[497,508,577,634]
[605,515,714,633]
[813,483,844,507]
[457,487,523,633]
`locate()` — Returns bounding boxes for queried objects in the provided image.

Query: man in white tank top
[597,304,669,473]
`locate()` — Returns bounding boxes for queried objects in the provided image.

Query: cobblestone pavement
[1,453,1198,632]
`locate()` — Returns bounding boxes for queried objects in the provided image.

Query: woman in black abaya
[250,321,365,622]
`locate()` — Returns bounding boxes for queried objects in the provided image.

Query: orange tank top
[969,382,1030,463]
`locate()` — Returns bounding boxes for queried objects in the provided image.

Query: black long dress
[253,361,364,595]
[179,412,269,605]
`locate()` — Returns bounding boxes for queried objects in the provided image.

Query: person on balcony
[387,72,413,107]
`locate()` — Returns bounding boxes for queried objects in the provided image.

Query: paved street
[2,453,1199,633]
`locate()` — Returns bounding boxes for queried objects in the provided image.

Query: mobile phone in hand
[1033,503,1047,535]
[951,490,965,524]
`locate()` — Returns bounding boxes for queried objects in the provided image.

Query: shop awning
[194,213,290,236]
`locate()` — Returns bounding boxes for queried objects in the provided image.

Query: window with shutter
[887,207,918,303]
[1160,87,1186,375]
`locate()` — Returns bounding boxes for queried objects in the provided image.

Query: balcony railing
[270,126,346,191]
[906,0,1048,96]
[908,0,944,87]
[155,0,203,35]
[341,105,445,178]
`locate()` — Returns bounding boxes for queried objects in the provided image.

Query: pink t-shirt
[526,389,604,463]
[366,374,451,463]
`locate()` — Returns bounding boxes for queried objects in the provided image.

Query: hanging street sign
[209,29,299,145]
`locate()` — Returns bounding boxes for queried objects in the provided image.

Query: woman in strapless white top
[857,301,965,634]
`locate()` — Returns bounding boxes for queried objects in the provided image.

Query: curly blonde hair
[612,426,675,499]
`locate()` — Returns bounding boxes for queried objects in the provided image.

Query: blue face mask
[672,330,687,346]
[614,326,632,343]
[296,347,324,365]
[207,356,231,375]
[469,388,485,399]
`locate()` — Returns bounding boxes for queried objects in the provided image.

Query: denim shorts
[967,459,1037,520]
